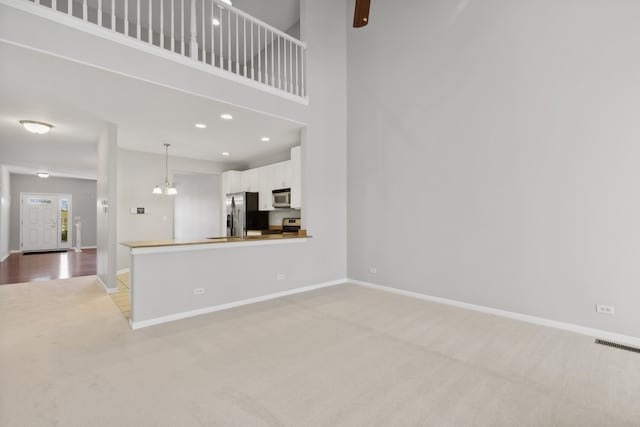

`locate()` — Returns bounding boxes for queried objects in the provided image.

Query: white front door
[21,193,73,252]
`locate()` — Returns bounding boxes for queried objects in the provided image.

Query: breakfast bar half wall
[120,234,344,329]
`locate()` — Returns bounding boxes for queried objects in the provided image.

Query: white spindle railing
[189,0,197,59]
[136,0,140,39]
[25,0,307,99]
[180,0,185,55]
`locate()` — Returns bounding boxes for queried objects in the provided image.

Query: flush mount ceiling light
[195,123,207,129]
[212,18,220,26]
[221,151,230,156]
[261,137,270,142]
[152,143,178,195]
[36,171,50,178]
[20,120,54,135]
[220,114,233,120]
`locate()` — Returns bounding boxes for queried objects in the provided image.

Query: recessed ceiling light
[221,152,230,156]
[220,114,233,120]
[36,171,50,178]
[212,18,220,26]
[20,120,54,134]
[195,123,207,129]
[261,137,270,142]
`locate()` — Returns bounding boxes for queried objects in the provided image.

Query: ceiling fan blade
[353,0,370,28]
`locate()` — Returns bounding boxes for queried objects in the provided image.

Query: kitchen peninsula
[122,231,308,248]
[121,231,310,329]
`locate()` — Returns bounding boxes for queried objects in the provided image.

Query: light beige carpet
[1,276,639,426]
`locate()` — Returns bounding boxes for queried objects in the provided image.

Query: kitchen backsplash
[269,209,301,226]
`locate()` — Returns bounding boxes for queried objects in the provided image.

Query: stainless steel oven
[282,218,301,232]
[272,188,291,208]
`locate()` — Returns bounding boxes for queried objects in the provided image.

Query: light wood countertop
[120,231,309,249]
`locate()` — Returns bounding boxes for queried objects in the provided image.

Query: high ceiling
[0,41,303,179]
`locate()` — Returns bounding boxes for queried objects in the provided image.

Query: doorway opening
[0,176,98,286]
[20,193,72,252]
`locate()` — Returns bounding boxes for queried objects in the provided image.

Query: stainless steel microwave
[272,188,291,208]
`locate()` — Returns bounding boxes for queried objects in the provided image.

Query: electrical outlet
[596,304,615,315]
[277,273,286,281]
[369,267,377,274]
[194,288,205,295]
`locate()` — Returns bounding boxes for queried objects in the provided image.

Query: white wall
[97,124,118,290]
[296,0,347,278]
[347,0,640,338]
[0,165,10,262]
[173,173,221,241]
[117,149,230,270]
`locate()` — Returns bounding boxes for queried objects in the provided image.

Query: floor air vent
[595,339,640,354]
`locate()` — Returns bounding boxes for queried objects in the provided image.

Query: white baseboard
[10,250,21,254]
[128,277,640,347]
[96,275,118,294]
[0,253,9,263]
[131,278,347,330]
[349,279,640,348]
[117,268,130,275]
[80,246,96,249]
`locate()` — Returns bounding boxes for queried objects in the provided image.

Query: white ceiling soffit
[0,42,303,177]
[5,165,97,181]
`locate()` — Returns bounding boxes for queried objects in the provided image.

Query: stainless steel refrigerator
[225,192,266,237]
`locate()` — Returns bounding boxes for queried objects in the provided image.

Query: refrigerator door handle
[230,196,235,237]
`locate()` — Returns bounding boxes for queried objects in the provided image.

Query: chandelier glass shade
[153,144,177,195]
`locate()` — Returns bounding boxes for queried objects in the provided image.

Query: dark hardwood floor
[0,249,96,285]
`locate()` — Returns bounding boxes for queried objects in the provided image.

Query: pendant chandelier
[152,143,177,195]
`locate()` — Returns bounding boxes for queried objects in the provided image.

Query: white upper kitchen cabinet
[282,161,292,189]
[222,170,242,196]
[258,165,274,211]
[241,169,259,192]
[272,161,292,190]
[290,146,302,209]
[221,147,302,213]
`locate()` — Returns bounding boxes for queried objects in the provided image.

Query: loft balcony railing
[20,0,307,100]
